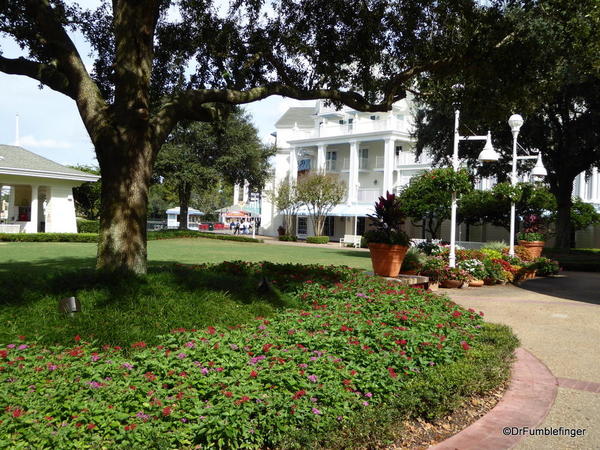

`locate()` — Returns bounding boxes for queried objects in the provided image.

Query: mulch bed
[388,379,510,449]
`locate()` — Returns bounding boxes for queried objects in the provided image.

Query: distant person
[234,221,240,235]
[241,220,248,235]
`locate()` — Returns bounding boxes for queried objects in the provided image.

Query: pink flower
[7,344,15,349]
[17,345,28,350]
[307,375,318,383]
[365,392,373,398]
[177,353,187,359]
[121,363,134,370]
[185,341,195,348]
[201,367,209,375]
[311,408,321,415]
[362,401,369,406]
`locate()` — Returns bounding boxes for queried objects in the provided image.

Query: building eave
[0,167,100,183]
[287,129,413,146]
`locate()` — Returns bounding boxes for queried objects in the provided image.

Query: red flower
[0,350,7,359]
[395,339,407,346]
[124,423,137,431]
[131,341,147,348]
[74,335,81,342]
[250,370,258,378]
[262,343,274,353]
[461,341,471,351]
[388,367,398,379]
[223,391,233,398]
[342,379,352,386]
[207,326,216,335]
[87,423,96,430]
[292,390,306,400]
[235,396,250,405]
[12,408,24,418]
[17,335,26,341]
[452,311,462,318]
[162,407,172,416]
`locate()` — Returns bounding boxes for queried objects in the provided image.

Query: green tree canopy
[414,0,600,248]
[397,168,472,239]
[154,109,272,229]
[69,165,101,220]
[296,173,345,237]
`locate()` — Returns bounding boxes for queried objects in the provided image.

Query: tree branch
[24,0,109,144]
[0,56,74,98]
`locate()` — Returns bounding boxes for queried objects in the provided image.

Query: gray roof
[0,145,98,181]
[275,107,316,128]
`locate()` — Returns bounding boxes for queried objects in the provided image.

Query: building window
[395,145,403,155]
[18,206,31,222]
[326,151,337,171]
[370,115,380,120]
[357,217,366,235]
[359,148,368,169]
[323,216,335,236]
[297,217,308,235]
[338,119,345,125]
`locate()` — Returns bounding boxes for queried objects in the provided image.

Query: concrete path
[444,272,600,449]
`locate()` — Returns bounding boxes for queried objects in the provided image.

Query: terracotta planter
[368,243,409,277]
[518,240,545,259]
[518,269,537,281]
[400,269,418,275]
[440,279,463,289]
[469,279,484,287]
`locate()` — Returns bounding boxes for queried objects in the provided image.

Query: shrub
[0,263,507,449]
[481,241,507,252]
[278,235,298,242]
[533,257,560,276]
[147,230,262,243]
[0,233,97,243]
[364,192,410,246]
[419,256,446,281]
[401,247,426,272]
[438,266,471,282]
[76,219,99,233]
[483,258,506,282]
[480,248,502,260]
[458,259,487,280]
[306,235,330,244]
[415,241,440,255]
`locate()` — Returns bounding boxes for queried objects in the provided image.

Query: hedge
[0,233,97,243]
[76,219,100,233]
[278,235,298,242]
[306,236,330,244]
[0,231,262,244]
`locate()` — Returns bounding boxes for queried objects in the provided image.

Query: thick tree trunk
[96,138,155,274]
[554,178,575,249]
[178,183,191,230]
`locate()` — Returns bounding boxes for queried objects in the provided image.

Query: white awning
[296,203,375,217]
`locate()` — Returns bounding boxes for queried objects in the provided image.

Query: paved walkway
[444,272,600,449]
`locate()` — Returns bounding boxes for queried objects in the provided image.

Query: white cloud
[18,135,74,149]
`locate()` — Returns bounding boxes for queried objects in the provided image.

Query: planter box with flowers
[458,259,487,287]
[363,192,410,277]
[438,266,471,288]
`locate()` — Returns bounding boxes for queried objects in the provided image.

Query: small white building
[166,207,204,229]
[0,144,99,233]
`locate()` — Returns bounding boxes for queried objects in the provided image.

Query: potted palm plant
[363,192,410,277]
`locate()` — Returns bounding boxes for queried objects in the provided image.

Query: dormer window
[370,115,380,121]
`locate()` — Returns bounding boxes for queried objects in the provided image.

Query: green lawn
[0,238,373,273]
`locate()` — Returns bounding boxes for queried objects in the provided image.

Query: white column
[27,184,39,233]
[578,173,586,199]
[233,184,240,204]
[449,110,460,267]
[289,147,298,183]
[382,138,394,195]
[317,144,326,173]
[242,181,249,203]
[509,131,519,256]
[348,141,359,203]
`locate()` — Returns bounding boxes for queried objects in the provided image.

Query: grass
[0,238,373,274]
[543,247,600,272]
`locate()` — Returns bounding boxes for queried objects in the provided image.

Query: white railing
[342,158,350,170]
[325,160,337,171]
[395,151,433,167]
[311,117,409,139]
[359,157,368,170]
[375,156,385,169]
[0,224,21,233]
[357,188,380,203]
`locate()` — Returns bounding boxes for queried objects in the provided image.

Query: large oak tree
[1,0,499,273]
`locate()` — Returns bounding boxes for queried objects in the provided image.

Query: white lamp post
[449,110,498,267]
[477,114,548,256]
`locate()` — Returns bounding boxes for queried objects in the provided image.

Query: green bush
[0,263,514,448]
[481,241,507,252]
[76,218,100,233]
[401,247,426,272]
[533,257,560,276]
[278,234,298,242]
[0,233,97,243]
[148,230,263,243]
[306,235,330,244]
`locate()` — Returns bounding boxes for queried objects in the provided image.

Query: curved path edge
[430,348,558,450]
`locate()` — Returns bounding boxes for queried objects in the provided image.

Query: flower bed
[0,263,515,448]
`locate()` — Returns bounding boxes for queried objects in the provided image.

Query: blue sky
[0,1,310,167]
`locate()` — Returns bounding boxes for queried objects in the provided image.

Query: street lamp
[476,114,548,256]
[449,110,497,268]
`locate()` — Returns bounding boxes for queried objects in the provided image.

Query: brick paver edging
[430,348,558,450]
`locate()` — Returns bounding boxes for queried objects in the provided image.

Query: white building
[254,100,600,246]
[0,145,99,233]
[166,207,204,229]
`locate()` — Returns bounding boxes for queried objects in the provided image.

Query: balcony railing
[341,157,369,170]
[325,160,337,171]
[357,188,380,203]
